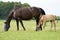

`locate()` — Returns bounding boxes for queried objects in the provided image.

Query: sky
[0,0,60,16]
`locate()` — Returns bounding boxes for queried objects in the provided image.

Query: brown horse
[4,7,45,31]
[38,14,56,31]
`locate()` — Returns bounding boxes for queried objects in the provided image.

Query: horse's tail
[39,8,46,15]
[38,8,46,20]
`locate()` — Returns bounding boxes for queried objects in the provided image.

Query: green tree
[0,1,30,19]
[22,3,30,7]
[14,2,22,8]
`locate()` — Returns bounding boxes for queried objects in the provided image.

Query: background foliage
[0,1,30,19]
[0,1,60,20]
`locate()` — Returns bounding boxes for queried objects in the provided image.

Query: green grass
[0,20,60,40]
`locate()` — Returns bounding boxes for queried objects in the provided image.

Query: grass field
[0,20,60,40]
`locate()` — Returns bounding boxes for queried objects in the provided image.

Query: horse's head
[4,22,10,31]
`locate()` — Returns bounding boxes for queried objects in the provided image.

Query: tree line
[0,1,60,20]
[0,1,30,19]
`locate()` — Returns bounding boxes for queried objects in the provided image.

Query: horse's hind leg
[35,17,39,31]
[19,19,26,31]
[15,18,19,31]
[35,17,42,31]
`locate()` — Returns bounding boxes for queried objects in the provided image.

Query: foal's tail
[55,16,58,23]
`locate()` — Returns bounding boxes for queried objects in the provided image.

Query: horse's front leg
[19,19,26,31]
[15,19,19,31]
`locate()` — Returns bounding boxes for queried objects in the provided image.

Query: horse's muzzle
[4,24,9,31]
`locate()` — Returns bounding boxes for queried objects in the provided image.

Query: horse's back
[14,7,33,19]
[13,7,42,20]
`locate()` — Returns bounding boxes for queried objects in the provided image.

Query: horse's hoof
[36,30,37,31]
[17,30,19,31]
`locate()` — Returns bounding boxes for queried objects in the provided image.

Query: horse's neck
[6,10,14,24]
[6,18,11,24]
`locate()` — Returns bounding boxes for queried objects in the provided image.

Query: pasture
[0,20,60,40]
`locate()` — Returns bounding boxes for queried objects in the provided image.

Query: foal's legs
[19,19,26,31]
[43,21,46,30]
[53,21,56,31]
[50,21,53,31]
[50,20,56,31]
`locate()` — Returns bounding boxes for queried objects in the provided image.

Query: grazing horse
[4,7,45,31]
[38,14,56,31]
